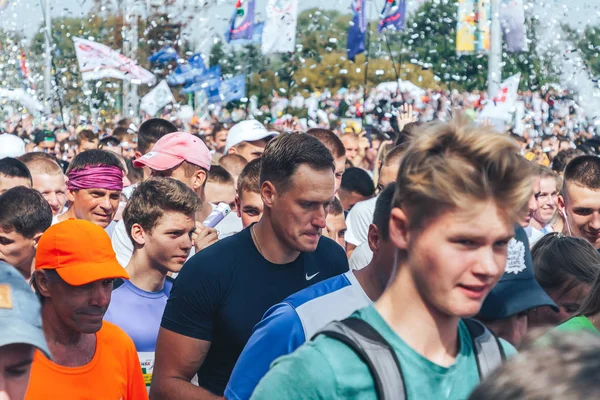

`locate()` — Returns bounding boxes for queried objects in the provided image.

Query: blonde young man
[19,153,68,216]
[252,119,533,399]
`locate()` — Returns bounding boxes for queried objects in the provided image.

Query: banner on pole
[226,0,256,43]
[211,75,247,104]
[261,0,298,54]
[378,0,406,33]
[73,37,155,85]
[476,0,491,53]
[180,66,222,95]
[140,80,175,116]
[501,0,527,53]
[480,73,521,121]
[148,46,179,64]
[167,54,207,86]
[347,0,367,61]
[456,0,477,53]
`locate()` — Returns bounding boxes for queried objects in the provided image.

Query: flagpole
[362,4,372,129]
[43,0,52,115]
[487,0,502,97]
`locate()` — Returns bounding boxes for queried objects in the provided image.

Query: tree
[563,24,600,78]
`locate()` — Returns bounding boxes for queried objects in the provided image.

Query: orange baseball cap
[35,219,129,286]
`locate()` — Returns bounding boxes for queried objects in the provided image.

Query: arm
[127,348,149,400]
[150,328,222,400]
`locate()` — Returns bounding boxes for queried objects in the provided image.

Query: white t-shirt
[111,203,243,267]
[52,215,117,237]
[525,225,553,248]
[349,242,373,271]
[345,196,378,246]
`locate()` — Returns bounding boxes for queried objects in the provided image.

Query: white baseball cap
[224,120,278,153]
[0,134,25,159]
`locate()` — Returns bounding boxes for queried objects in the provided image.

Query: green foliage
[563,24,600,78]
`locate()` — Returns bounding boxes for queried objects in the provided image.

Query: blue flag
[166,54,207,86]
[148,46,179,63]
[180,65,222,94]
[219,75,247,103]
[378,0,406,33]
[347,0,367,61]
[226,0,256,43]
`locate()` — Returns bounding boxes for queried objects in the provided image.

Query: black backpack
[313,317,505,400]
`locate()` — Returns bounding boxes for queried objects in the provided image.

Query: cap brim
[132,152,184,171]
[54,261,129,286]
[0,317,52,359]
[225,131,279,153]
[478,278,559,320]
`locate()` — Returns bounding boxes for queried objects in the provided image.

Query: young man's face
[0,343,35,400]
[32,173,67,216]
[338,188,370,212]
[0,175,31,195]
[333,157,346,195]
[0,227,37,278]
[236,190,263,229]
[533,177,558,226]
[142,211,195,273]
[205,181,236,211]
[341,136,358,161]
[520,176,540,227]
[231,139,268,162]
[562,182,600,248]
[324,212,347,249]
[391,201,514,318]
[68,188,121,228]
[213,130,228,153]
[269,164,335,253]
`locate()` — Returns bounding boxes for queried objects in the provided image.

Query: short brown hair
[306,128,346,159]
[208,165,234,185]
[563,155,600,191]
[237,158,261,197]
[328,197,343,216]
[152,160,204,179]
[123,177,201,243]
[19,153,63,175]
[76,129,98,146]
[394,117,533,228]
[468,332,600,400]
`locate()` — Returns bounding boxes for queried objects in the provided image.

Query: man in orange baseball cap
[26,219,147,400]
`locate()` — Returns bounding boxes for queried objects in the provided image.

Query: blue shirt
[225,271,371,400]
[104,278,173,352]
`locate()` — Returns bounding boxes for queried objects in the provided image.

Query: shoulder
[100,321,136,349]
[347,197,377,219]
[251,338,344,399]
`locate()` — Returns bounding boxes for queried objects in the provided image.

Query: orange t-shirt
[25,321,148,400]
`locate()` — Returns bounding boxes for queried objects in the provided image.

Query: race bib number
[138,352,155,390]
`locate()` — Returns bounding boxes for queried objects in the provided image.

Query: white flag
[261,0,298,54]
[73,37,155,85]
[140,80,175,116]
[480,73,521,121]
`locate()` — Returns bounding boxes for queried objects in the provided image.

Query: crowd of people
[2,93,600,399]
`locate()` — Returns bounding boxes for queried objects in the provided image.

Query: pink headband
[67,165,124,191]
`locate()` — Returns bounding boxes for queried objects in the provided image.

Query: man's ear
[389,207,410,251]
[32,232,43,249]
[130,223,146,246]
[260,182,276,209]
[66,188,76,203]
[134,150,143,160]
[192,169,208,192]
[558,194,565,211]
[367,224,380,253]
[34,270,52,298]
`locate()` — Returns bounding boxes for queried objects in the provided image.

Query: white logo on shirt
[505,238,526,275]
[305,272,320,281]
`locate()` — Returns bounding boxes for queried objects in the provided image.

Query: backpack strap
[313,318,406,400]
[463,318,506,380]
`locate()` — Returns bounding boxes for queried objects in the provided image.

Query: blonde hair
[23,157,63,176]
[393,117,533,228]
